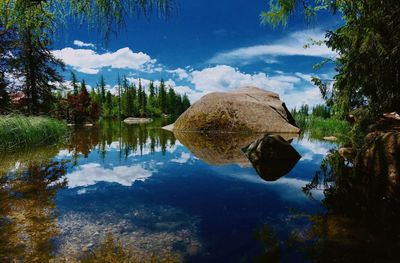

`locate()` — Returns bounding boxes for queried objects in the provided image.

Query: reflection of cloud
[65,163,153,187]
[171,152,191,164]
[56,149,72,158]
[296,138,335,157]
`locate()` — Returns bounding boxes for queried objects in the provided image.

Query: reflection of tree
[254,149,400,262]
[298,150,400,262]
[253,225,281,263]
[0,161,67,262]
[66,119,176,160]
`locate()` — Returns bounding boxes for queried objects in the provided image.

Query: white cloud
[191,65,294,93]
[167,68,190,80]
[282,85,324,109]
[186,65,302,102]
[295,72,314,83]
[52,47,156,75]
[209,29,335,64]
[65,163,153,188]
[183,65,326,108]
[73,40,95,48]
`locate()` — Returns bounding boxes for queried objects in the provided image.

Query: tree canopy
[262,0,400,118]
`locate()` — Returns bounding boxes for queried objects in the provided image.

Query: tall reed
[0,115,68,152]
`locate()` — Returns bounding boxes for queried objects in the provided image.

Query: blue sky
[51,0,341,109]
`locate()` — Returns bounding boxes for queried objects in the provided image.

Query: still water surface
[0,119,348,262]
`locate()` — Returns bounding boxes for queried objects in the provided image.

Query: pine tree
[158,79,167,114]
[131,83,138,116]
[71,71,79,96]
[12,4,65,114]
[166,87,176,115]
[148,81,156,107]
[182,94,191,111]
[106,90,113,117]
[137,79,143,114]
[99,75,106,104]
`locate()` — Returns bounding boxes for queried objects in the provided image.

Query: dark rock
[242,134,301,181]
[356,131,400,188]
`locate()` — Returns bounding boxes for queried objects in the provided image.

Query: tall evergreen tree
[148,81,156,107]
[158,79,167,114]
[137,79,143,113]
[13,4,64,114]
[166,87,176,114]
[106,90,113,117]
[99,75,106,104]
[71,71,79,96]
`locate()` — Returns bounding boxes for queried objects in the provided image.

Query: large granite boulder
[171,86,300,133]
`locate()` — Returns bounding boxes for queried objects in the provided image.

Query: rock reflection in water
[173,131,261,166]
[174,131,300,181]
[242,134,301,181]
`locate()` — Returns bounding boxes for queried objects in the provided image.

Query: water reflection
[0,157,67,262]
[173,131,260,166]
[175,131,301,181]
[242,134,301,181]
[3,120,393,262]
[262,149,400,262]
[66,119,176,161]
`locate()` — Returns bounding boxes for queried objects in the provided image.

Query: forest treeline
[55,73,191,123]
[0,1,174,123]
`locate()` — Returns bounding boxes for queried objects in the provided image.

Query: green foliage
[293,104,352,144]
[0,0,172,116]
[65,79,100,124]
[312,104,331,119]
[71,71,79,96]
[0,115,68,152]
[0,0,172,40]
[90,76,190,119]
[262,0,400,120]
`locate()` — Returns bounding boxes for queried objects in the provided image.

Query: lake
[1,119,395,262]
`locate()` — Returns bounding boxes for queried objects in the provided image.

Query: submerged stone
[123,117,153,124]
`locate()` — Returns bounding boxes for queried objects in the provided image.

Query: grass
[0,115,68,152]
[294,114,354,145]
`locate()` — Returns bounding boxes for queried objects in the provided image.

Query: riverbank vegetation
[292,104,365,147]
[263,0,400,124]
[0,115,67,152]
[0,1,182,124]
[291,104,352,143]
